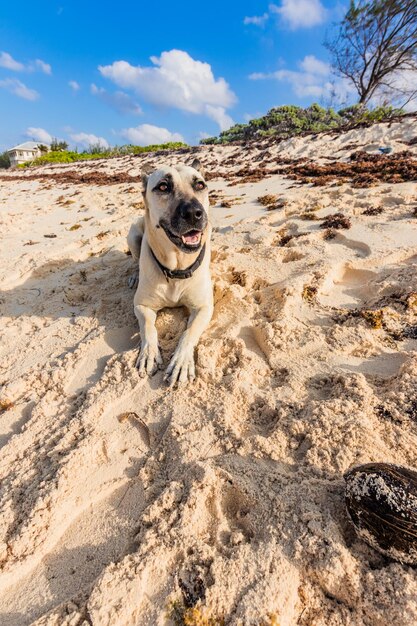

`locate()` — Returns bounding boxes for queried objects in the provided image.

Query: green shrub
[22,142,189,167]
[201,103,405,145]
[127,142,188,154]
[338,104,401,124]
[23,151,92,166]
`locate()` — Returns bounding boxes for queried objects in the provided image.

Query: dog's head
[142,159,209,254]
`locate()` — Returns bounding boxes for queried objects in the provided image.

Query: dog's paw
[164,346,196,387]
[136,343,162,377]
[128,272,139,290]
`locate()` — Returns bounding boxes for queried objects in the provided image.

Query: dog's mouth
[159,221,204,253]
[181,229,202,247]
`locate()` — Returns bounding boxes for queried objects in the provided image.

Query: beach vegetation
[22,142,189,167]
[200,104,403,145]
[50,138,69,151]
[0,151,11,169]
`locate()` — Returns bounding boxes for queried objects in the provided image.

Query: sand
[0,116,416,625]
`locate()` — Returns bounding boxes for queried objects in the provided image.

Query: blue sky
[0,0,349,151]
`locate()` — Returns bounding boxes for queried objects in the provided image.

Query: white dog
[127,159,213,386]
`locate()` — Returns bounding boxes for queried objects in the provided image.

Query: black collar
[150,243,206,280]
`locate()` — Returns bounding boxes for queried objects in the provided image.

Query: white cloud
[0,51,24,71]
[299,55,329,76]
[99,49,236,129]
[91,83,142,115]
[120,124,184,146]
[69,132,109,148]
[198,131,212,140]
[270,0,326,29]
[249,54,353,103]
[0,78,39,100]
[0,51,52,74]
[204,105,234,131]
[25,127,52,144]
[69,80,80,91]
[244,13,269,26]
[31,59,52,75]
[371,68,417,112]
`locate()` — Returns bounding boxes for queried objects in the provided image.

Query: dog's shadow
[0,248,136,329]
[0,247,188,353]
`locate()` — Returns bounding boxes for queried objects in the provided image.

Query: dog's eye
[195,181,206,191]
[157,182,169,192]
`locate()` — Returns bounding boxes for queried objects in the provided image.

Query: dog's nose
[178,199,204,224]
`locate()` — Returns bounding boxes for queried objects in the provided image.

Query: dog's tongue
[182,231,201,245]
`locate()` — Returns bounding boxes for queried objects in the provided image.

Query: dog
[127,159,213,386]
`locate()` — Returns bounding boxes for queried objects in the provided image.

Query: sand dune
[0,116,416,625]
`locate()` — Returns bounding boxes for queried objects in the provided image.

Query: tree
[326,0,417,108]
[50,138,69,151]
[85,142,109,155]
[0,151,10,169]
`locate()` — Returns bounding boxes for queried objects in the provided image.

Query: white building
[7,141,48,167]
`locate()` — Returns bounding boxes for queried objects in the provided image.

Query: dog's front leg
[164,304,213,386]
[135,304,162,376]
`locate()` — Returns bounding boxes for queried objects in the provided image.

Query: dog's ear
[141,163,154,189]
[191,158,201,171]
[191,158,204,174]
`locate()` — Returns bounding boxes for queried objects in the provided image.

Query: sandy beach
[0,116,417,625]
